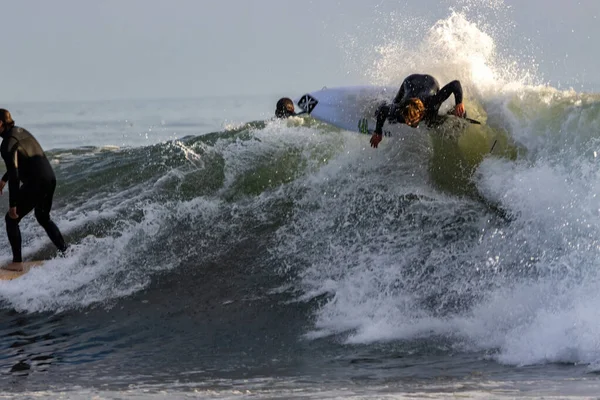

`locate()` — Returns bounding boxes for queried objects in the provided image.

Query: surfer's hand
[370,133,383,148]
[8,207,18,220]
[0,180,5,195]
[453,103,466,118]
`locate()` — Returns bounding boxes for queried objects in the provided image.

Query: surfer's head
[0,109,14,134]
[401,98,425,127]
[275,98,296,118]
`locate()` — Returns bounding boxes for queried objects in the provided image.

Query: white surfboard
[296,86,402,136]
[296,85,485,135]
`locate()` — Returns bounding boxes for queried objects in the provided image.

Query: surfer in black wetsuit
[0,109,67,264]
[370,74,465,148]
[275,97,297,118]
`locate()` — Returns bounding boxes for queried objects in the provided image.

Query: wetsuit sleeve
[1,172,7,182]
[374,103,390,135]
[1,138,20,207]
[392,83,406,104]
[433,80,463,108]
[375,102,409,134]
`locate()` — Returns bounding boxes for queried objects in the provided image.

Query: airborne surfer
[370,74,466,148]
[0,109,68,267]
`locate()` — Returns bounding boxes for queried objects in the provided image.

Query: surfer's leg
[34,180,67,252]
[5,186,36,263]
[5,213,22,263]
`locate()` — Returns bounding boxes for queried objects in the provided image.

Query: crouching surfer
[0,109,68,269]
[370,74,466,148]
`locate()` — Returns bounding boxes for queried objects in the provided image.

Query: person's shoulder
[1,127,26,147]
[10,126,36,141]
[12,126,30,135]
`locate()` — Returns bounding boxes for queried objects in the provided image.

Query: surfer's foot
[3,262,24,272]
[57,243,69,256]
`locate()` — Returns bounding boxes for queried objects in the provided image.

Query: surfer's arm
[374,103,390,135]
[371,103,389,147]
[375,102,407,134]
[432,80,465,118]
[1,138,20,207]
[392,83,406,104]
[434,80,463,106]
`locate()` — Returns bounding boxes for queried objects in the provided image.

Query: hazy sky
[1,0,599,102]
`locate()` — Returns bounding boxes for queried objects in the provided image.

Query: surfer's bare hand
[0,180,5,195]
[370,133,383,148]
[453,103,466,118]
[8,207,18,220]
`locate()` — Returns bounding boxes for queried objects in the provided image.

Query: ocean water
[2,8,600,400]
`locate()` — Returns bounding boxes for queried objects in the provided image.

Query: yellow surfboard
[0,261,45,281]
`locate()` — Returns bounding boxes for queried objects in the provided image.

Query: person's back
[394,74,440,105]
[0,126,55,185]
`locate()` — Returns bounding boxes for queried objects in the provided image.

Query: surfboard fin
[358,118,392,136]
[358,118,369,134]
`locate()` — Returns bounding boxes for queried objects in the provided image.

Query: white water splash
[287,5,600,370]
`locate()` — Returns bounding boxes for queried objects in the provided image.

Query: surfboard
[296,85,483,135]
[0,261,45,281]
[296,86,400,135]
[296,85,520,197]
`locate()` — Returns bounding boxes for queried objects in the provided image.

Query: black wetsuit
[374,74,463,134]
[0,126,67,262]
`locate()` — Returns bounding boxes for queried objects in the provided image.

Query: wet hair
[401,98,425,127]
[275,98,296,118]
[0,109,14,131]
